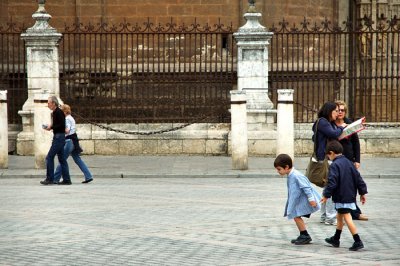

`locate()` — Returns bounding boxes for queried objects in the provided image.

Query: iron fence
[0,23,27,124]
[59,19,236,123]
[1,17,399,124]
[268,16,400,123]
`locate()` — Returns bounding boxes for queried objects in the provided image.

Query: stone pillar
[233,7,274,126]
[0,91,8,168]
[230,90,248,170]
[233,1,276,156]
[34,91,52,169]
[276,89,294,159]
[17,0,62,155]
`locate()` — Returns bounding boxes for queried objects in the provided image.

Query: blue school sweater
[284,168,321,219]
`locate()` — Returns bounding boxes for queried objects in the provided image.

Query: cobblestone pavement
[0,177,399,265]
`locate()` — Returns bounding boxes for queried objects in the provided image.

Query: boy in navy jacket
[321,140,368,251]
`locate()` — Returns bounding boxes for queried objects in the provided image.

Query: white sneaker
[325,220,337,226]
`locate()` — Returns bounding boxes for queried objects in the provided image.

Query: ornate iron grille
[59,19,236,123]
[268,16,400,123]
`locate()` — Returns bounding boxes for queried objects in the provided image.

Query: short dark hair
[325,140,343,155]
[318,101,338,120]
[274,154,293,169]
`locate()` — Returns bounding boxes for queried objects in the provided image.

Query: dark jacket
[312,117,343,161]
[323,155,368,203]
[66,133,83,154]
[339,117,361,163]
[52,107,66,134]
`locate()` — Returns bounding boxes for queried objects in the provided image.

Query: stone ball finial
[248,0,257,13]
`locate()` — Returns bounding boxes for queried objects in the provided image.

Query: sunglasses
[338,109,346,113]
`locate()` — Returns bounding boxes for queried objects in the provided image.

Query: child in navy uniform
[274,154,321,245]
[321,140,368,251]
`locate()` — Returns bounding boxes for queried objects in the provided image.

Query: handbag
[306,118,329,187]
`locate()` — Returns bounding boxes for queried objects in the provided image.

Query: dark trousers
[46,133,70,183]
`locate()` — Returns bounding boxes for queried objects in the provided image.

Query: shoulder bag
[305,118,329,187]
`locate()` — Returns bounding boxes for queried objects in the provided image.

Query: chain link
[73,111,215,136]
[73,101,400,135]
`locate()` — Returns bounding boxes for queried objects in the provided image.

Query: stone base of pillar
[16,107,35,155]
[35,153,47,169]
[246,110,275,131]
[16,133,34,155]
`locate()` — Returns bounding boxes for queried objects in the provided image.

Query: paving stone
[0,178,399,265]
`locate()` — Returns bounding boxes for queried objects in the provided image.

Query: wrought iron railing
[268,16,400,123]
[59,19,236,123]
[1,17,399,124]
[0,22,27,124]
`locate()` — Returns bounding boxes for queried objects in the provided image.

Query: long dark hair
[317,101,337,121]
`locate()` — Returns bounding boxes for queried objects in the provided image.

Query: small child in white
[274,154,321,245]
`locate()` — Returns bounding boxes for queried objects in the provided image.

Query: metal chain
[73,101,400,135]
[72,111,215,136]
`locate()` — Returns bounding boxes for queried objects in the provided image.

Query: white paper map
[338,117,366,140]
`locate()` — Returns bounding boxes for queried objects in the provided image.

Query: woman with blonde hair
[54,104,93,184]
[335,100,367,221]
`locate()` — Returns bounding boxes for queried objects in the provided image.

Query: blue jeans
[46,133,70,183]
[54,139,93,183]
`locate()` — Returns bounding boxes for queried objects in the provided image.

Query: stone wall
[0,0,336,30]
[65,122,400,157]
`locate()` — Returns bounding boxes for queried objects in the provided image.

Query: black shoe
[58,181,72,185]
[349,241,364,251]
[291,235,300,244]
[294,234,312,245]
[40,179,54,185]
[325,236,340,247]
[82,178,93,184]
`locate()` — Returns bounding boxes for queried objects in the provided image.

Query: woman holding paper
[312,101,345,226]
[335,100,368,221]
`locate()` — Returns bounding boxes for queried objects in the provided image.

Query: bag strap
[313,118,321,157]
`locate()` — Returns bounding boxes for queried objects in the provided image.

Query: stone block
[248,139,275,155]
[76,124,92,139]
[248,130,276,140]
[92,126,107,139]
[175,130,209,139]
[119,140,143,155]
[158,139,183,154]
[183,139,206,154]
[142,140,158,154]
[388,139,400,153]
[359,138,366,154]
[238,61,266,77]
[366,139,389,154]
[29,78,59,92]
[16,140,34,155]
[207,130,228,140]
[206,139,227,154]
[94,140,119,155]
[80,140,94,155]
